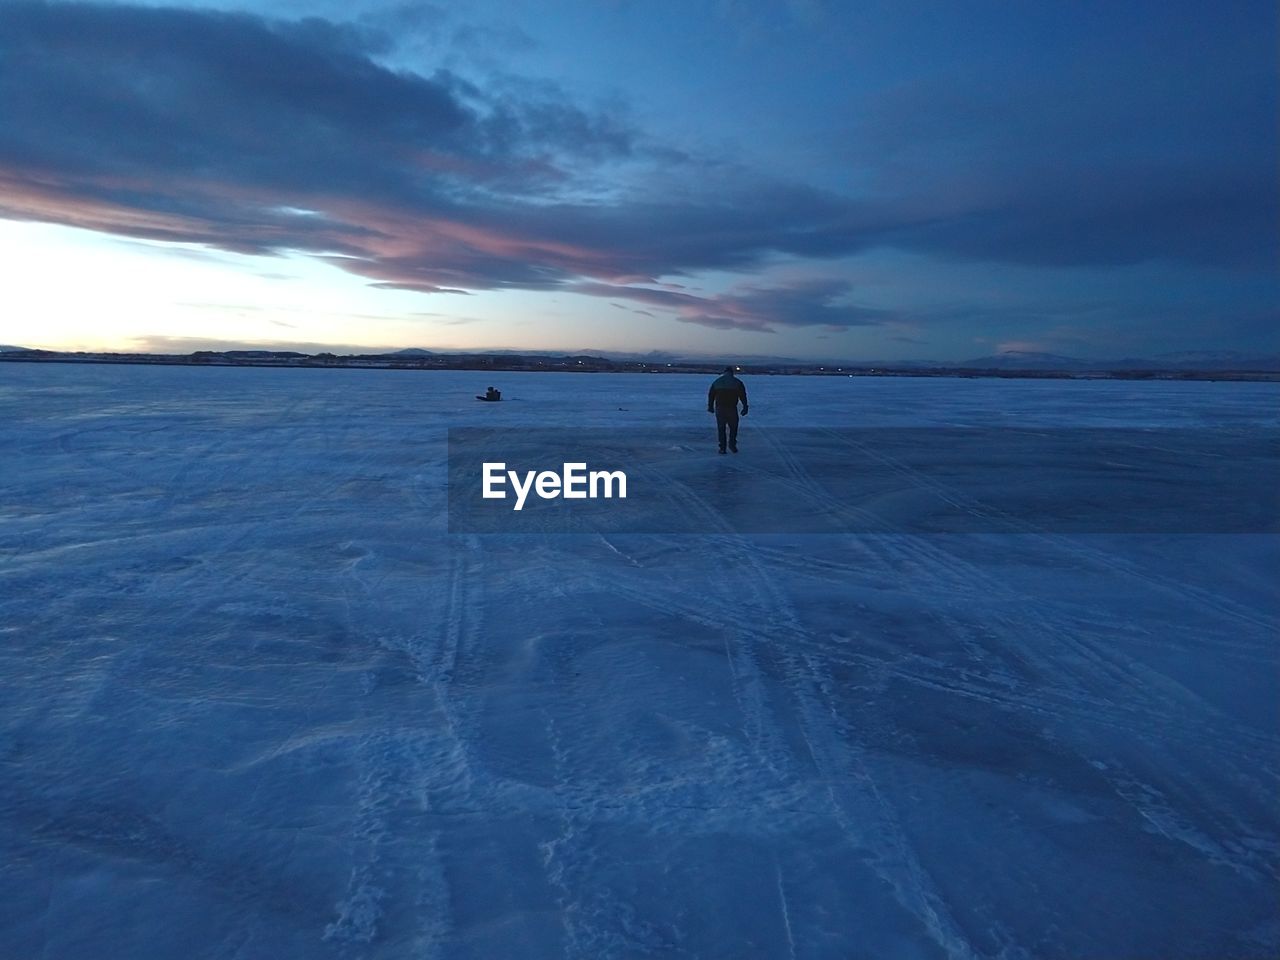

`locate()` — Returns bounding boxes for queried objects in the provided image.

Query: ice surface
[1,364,1277,959]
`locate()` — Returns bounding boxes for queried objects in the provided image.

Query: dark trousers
[715,409,739,450]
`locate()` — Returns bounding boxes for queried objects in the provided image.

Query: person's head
[724,365,735,375]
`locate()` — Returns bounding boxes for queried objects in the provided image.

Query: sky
[0,0,1276,361]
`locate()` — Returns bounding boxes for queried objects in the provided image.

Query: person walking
[707,366,748,454]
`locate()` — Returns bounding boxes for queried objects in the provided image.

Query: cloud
[572,278,894,332]
[848,7,1279,269]
[0,1,897,299]
[353,2,537,70]
[0,0,1274,336]
[0,2,634,214]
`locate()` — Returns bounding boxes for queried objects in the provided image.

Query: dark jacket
[708,373,748,414]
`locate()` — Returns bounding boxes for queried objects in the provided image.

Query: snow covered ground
[1,363,1277,959]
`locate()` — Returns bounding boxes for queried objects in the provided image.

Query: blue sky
[0,0,1275,360]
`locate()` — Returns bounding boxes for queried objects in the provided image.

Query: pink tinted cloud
[570,279,892,333]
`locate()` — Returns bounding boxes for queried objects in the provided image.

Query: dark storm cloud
[850,12,1279,270]
[880,170,1276,269]
[0,0,632,199]
[0,0,1274,330]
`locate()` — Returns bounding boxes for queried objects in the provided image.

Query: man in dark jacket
[707,366,748,454]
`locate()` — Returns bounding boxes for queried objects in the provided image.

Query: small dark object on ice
[476,386,502,402]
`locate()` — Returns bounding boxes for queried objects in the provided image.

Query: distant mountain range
[1136,350,1280,371]
[951,349,1280,371]
[546,347,1280,371]
[955,351,1092,369]
[3,344,1278,372]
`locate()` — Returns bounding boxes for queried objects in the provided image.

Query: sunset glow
[0,0,1275,361]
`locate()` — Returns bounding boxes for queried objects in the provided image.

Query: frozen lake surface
[1,363,1277,959]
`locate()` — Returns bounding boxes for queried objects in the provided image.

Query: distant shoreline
[2,351,1278,382]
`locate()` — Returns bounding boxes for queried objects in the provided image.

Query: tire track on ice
[536,705,684,960]
[765,429,1272,755]
[601,466,982,959]
[723,549,980,960]
[775,429,1280,884]
[327,535,488,955]
[625,464,803,782]
[819,427,1275,633]
[513,535,813,959]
